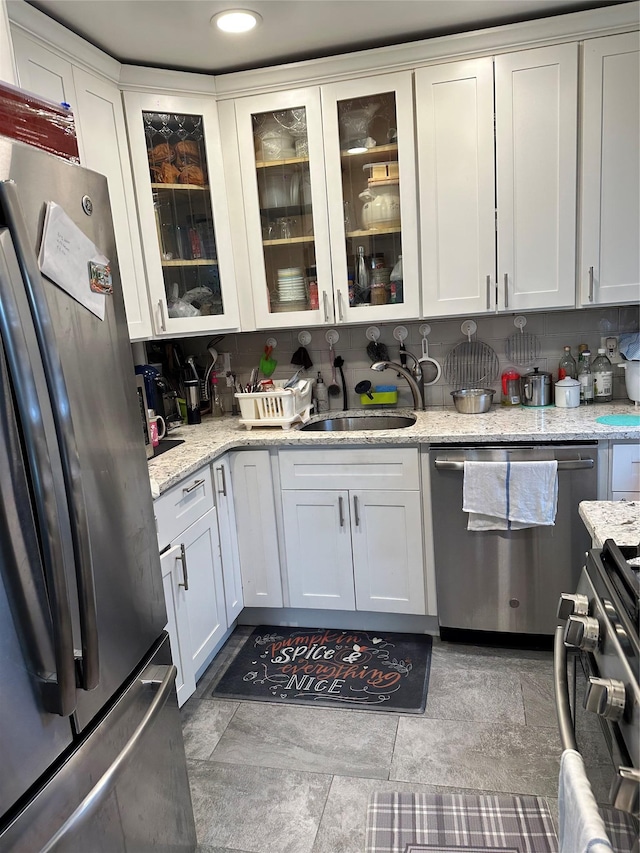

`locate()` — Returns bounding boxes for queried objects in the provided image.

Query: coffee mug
[148,410,166,447]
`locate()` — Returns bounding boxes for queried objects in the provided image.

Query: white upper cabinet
[321,72,419,323]
[580,33,639,306]
[11,33,154,339]
[123,90,240,337]
[495,43,578,312]
[416,59,496,318]
[234,87,333,329]
[417,44,578,317]
[233,73,418,329]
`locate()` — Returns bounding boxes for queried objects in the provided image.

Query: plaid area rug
[365,792,558,853]
[212,626,432,713]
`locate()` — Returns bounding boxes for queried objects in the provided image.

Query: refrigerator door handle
[40,664,177,853]
[0,231,77,717]
[0,182,99,691]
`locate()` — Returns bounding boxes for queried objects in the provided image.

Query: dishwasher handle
[434,458,594,471]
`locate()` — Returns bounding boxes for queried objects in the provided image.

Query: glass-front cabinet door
[321,73,419,322]
[123,92,239,336]
[235,89,333,328]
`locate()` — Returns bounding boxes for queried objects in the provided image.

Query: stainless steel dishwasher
[429,444,598,636]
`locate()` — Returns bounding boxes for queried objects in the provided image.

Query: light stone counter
[578,500,640,547]
[148,401,640,495]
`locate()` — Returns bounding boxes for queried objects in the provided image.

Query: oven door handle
[553,626,578,752]
[434,458,594,471]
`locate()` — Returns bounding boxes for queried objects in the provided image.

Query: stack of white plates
[277,268,307,304]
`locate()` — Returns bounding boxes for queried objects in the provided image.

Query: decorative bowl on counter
[451,388,495,414]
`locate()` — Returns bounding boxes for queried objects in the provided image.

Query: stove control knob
[557,593,589,620]
[564,615,600,651]
[610,767,640,817]
[585,677,626,722]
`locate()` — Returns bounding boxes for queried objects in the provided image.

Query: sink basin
[298,414,416,432]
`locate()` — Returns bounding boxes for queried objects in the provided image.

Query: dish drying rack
[236,379,313,430]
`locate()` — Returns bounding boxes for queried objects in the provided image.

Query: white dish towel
[559,749,613,853]
[463,460,558,531]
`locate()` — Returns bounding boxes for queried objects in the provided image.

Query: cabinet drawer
[611,444,640,493]
[279,448,419,490]
[154,465,214,551]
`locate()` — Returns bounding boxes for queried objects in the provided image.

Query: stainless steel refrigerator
[0,139,196,852]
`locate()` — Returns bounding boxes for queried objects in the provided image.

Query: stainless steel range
[555,538,640,830]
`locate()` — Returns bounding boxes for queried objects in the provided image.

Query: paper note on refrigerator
[38,201,109,320]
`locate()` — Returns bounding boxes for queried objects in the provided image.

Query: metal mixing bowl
[451,388,495,414]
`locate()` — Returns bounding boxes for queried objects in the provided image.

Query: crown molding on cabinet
[213,3,640,99]
[118,65,217,96]
[8,0,120,82]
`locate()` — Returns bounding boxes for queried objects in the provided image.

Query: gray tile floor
[180,626,560,853]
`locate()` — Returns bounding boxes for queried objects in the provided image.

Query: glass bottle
[558,345,577,380]
[578,350,594,405]
[390,255,403,304]
[211,372,225,417]
[355,246,369,294]
[592,348,613,402]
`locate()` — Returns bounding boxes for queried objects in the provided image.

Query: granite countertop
[579,500,640,547]
[148,400,640,495]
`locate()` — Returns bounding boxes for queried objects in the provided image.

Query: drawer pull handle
[486,274,491,310]
[588,266,594,302]
[183,478,205,495]
[353,495,360,527]
[217,466,227,497]
[337,289,344,322]
[503,273,509,309]
[338,496,345,528]
[158,299,167,332]
[177,543,189,591]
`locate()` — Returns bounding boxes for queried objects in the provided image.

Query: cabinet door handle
[177,543,189,591]
[158,299,167,332]
[503,273,509,309]
[182,478,205,495]
[338,496,345,527]
[216,465,227,497]
[337,289,344,322]
[588,266,594,302]
[486,275,491,310]
[323,290,330,324]
[353,495,360,527]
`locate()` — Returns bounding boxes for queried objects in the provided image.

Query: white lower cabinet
[610,442,640,501]
[212,456,244,623]
[155,466,228,706]
[279,449,426,615]
[231,450,283,608]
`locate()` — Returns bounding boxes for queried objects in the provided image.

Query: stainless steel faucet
[371,361,425,410]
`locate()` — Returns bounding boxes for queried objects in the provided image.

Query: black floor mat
[212,625,432,713]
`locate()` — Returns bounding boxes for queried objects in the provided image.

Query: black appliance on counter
[555,539,640,836]
[135,362,183,432]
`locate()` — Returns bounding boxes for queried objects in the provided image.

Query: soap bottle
[314,371,328,413]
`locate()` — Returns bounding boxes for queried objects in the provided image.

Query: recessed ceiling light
[211,9,261,33]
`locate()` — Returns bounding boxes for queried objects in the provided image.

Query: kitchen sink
[298,414,416,431]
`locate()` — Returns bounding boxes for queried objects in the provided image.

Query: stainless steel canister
[521,367,553,406]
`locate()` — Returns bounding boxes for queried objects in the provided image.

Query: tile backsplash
[162,305,639,412]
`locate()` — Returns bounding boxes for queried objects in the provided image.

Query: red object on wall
[0,81,79,163]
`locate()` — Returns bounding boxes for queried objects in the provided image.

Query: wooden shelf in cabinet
[346,226,402,238]
[341,143,398,161]
[151,183,209,192]
[161,258,219,267]
[256,156,309,169]
[263,235,315,247]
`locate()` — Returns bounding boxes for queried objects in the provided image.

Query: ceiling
[21,0,627,75]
